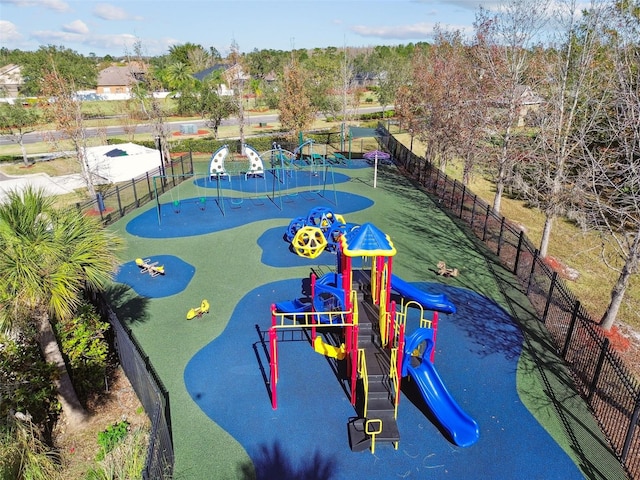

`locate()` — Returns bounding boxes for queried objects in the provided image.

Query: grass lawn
[394,133,640,334]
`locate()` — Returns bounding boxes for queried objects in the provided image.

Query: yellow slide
[313,336,346,360]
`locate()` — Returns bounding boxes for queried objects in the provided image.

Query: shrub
[95,421,130,461]
[87,425,147,480]
[55,302,110,403]
[0,335,58,427]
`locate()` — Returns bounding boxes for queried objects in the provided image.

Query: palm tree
[0,187,122,429]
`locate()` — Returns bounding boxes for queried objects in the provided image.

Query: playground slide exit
[404,328,479,447]
[390,274,456,314]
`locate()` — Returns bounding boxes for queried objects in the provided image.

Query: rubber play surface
[110,164,626,480]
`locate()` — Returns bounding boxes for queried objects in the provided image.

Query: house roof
[0,64,23,84]
[97,65,143,87]
[192,64,229,82]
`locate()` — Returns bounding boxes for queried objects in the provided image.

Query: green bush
[95,421,129,461]
[0,335,58,427]
[87,425,147,480]
[55,302,110,403]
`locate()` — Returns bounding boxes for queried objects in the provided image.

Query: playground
[108,142,626,480]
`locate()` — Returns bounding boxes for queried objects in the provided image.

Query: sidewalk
[0,170,87,202]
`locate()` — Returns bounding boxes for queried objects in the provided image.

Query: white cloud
[62,19,89,35]
[351,22,437,40]
[1,0,70,12]
[0,21,23,43]
[30,29,173,56]
[93,3,142,21]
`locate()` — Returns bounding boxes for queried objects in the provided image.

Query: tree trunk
[600,266,631,331]
[493,181,504,215]
[539,214,554,258]
[35,313,89,429]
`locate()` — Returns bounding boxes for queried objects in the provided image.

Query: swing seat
[209,144,230,181]
[243,144,265,180]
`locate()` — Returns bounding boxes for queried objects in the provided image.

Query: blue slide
[274,298,312,314]
[390,274,456,314]
[402,328,479,447]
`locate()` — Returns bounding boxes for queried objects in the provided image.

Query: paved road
[0,106,387,146]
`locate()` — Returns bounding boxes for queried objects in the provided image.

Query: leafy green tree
[0,101,40,166]
[0,187,122,429]
[18,46,97,96]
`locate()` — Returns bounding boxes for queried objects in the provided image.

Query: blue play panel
[184,280,583,480]
[115,255,195,298]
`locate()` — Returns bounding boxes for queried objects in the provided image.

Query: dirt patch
[53,368,148,479]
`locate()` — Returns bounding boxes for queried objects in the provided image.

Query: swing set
[153,173,207,224]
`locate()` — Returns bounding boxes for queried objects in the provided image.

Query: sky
[0,0,496,57]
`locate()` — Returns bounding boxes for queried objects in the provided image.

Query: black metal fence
[379,125,640,479]
[88,290,173,480]
[75,152,194,224]
[80,155,193,478]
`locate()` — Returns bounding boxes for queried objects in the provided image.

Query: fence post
[588,337,609,402]
[542,271,558,324]
[482,204,491,242]
[470,194,477,228]
[562,301,581,358]
[459,185,466,218]
[146,172,152,199]
[497,216,506,257]
[526,249,539,295]
[450,179,457,209]
[115,185,123,217]
[132,178,139,207]
[622,393,640,463]
[514,231,524,275]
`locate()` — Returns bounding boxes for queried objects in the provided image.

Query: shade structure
[363,149,391,161]
[363,150,391,188]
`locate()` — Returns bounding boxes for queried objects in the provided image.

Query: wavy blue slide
[402,328,479,447]
[390,274,456,314]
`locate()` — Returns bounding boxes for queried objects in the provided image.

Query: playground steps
[348,296,400,451]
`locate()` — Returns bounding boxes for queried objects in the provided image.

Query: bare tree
[227,39,247,153]
[398,31,484,179]
[40,63,97,197]
[473,0,550,214]
[578,2,640,330]
[128,41,171,166]
[513,0,610,258]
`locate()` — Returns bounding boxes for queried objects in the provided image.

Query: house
[192,63,249,96]
[0,64,24,98]
[493,85,545,127]
[96,63,146,96]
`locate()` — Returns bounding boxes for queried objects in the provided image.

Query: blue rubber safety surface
[125,191,374,239]
[194,170,353,193]
[114,255,195,298]
[184,280,583,480]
